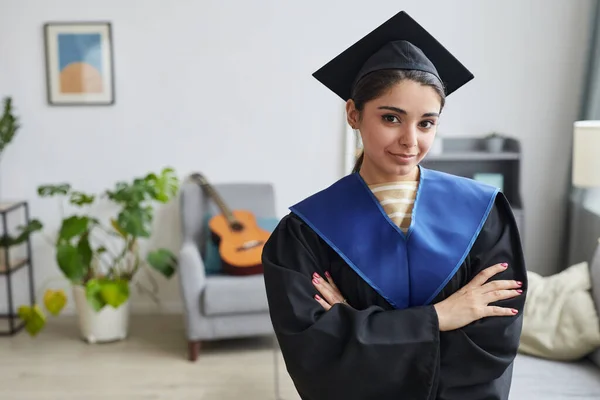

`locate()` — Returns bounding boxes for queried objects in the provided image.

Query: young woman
[262,11,527,400]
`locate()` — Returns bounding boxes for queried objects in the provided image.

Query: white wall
[0,0,595,314]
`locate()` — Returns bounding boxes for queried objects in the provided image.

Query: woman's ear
[346,99,360,129]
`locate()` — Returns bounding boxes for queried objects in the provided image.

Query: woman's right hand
[433,263,523,332]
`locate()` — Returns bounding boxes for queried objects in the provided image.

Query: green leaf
[77,233,93,269]
[85,280,106,312]
[0,97,19,154]
[43,289,67,316]
[117,206,152,237]
[146,248,177,278]
[69,191,95,206]
[100,280,129,308]
[37,183,71,197]
[105,180,147,205]
[58,216,90,243]
[105,167,179,207]
[56,243,87,282]
[17,305,46,336]
[101,167,179,242]
[110,218,128,238]
[17,219,43,236]
[84,279,129,311]
[149,167,179,203]
[0,219,43,247]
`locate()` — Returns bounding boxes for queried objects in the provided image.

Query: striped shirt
[369,181,418,233]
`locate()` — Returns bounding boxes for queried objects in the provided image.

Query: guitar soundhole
[230,222,244,232]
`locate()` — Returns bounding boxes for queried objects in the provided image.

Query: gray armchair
[177,177,276,361]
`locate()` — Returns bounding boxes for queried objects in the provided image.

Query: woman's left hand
[312,271,350,310]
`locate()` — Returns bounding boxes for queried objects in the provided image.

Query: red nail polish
[315,294,321,300]
[325,271,331,278]
[517,281,523,286]
[512,309,518,314]
[501,263,508,268]
[516,289,523,294]
[313,278,319,284]
[313,272,318,278]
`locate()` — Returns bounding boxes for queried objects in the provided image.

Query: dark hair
[351,69,446,173]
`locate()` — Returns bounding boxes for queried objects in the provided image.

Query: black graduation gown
[262,192,527,400]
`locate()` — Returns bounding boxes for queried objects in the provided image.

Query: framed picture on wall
[43,22,115,106]
[473,172,504,191]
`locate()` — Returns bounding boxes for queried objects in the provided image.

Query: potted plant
[17,167,180,342]
[484,132,506,153]
[0,96,19,164]
[0,219,44,270]
[0,96,45,268]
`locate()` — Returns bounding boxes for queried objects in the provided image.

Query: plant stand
[0,201,35,336]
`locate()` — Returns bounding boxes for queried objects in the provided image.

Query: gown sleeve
[262,213,441,400]
[436,193,528,400]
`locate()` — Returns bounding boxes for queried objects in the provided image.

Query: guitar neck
[191,174,237,225]
[205,186,236,223]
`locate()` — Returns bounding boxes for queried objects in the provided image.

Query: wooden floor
[0,315,301,400]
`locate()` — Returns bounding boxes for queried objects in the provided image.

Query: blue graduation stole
[289,167,499,309]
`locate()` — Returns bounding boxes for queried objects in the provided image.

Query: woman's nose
[399,126,418,148]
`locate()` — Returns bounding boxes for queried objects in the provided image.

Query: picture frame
[43,22,115,106]
[473,172,504,191]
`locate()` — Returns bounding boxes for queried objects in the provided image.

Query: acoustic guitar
[189,173,271,276]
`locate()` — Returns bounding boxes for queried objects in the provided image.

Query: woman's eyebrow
[377,106,439,118]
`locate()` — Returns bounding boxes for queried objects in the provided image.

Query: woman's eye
[420,120,435,129]
[383,115,399,123]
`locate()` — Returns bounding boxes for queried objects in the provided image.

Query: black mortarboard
[312,11,474,101]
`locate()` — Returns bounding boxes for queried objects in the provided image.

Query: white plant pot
[72,285,130,344]
[485,137,505,153]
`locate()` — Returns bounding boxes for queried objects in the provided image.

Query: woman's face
[348,79,442,181]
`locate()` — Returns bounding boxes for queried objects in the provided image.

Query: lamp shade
[572,120,600,188]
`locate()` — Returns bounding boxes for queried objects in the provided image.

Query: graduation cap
[313,11,474,101]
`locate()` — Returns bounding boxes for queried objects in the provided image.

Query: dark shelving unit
[0,201,35,336]
[421,137,525,241]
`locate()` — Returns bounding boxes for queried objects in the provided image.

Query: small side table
[0,201,36,336]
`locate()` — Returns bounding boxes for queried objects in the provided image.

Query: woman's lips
[389,152,417,162]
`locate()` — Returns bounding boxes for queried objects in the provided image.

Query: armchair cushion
[202,274,269,316]
[202,215,281,275]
